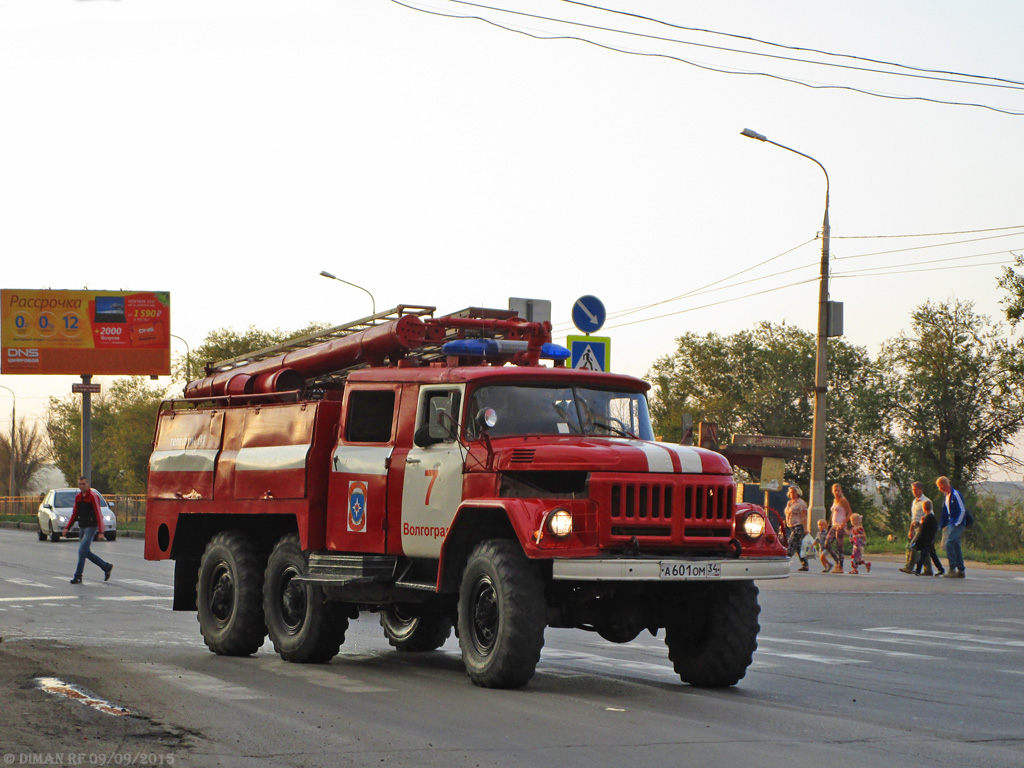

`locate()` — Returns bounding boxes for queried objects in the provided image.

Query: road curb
[0,520,144,538]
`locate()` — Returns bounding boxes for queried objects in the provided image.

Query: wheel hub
[469,575,498,655]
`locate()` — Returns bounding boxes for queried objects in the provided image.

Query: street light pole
[171,334,193,382]
[0,384,17,497]
[740,128,831,527]
[319,270,376,318]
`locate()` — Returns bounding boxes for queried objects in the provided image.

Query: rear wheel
[264,534,347,663]
[664,581,760,687]
[380,605,452,652]
[457,539,545,689]
[197,531,267,656]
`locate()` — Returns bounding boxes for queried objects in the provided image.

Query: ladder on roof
[203,304,437,376]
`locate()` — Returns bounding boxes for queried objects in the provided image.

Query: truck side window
[345,390,396,443]
[421,390,461,442]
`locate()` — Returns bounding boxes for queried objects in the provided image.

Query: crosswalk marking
[864,626,1024,648]
[801,629,1012,654]
[759,635,940,660]
[4,577,52,588]
[0,595,76,603]
[118,578,173,590]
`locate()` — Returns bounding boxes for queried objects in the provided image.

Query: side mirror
[414,424,443,448]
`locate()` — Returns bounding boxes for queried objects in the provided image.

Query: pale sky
[2,0,1023,474]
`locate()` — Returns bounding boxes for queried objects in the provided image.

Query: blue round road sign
[572,295,606,333]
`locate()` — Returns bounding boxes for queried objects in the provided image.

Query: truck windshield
[466,384,654,441]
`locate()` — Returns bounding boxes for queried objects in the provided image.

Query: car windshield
[54,490,107,508]
[466,384,654,440]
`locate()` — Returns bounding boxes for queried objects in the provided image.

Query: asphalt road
[1,528,1022,768]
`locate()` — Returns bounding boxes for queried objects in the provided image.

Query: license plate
[660,561,722,580]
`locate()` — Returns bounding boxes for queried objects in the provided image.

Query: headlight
[547,508,573,538]
[57,515,67,523]
[742,513,766,538]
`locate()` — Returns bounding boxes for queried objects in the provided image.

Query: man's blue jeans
[943,523,966,572]
[75,526,111,579]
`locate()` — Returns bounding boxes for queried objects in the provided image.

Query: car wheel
[105,531,117,542]
[37,524,47,542]
[380,605,452,652]
[664,580,760,688]
[49,522,61,543]
[457,538,545,689]
[263,533,347,663]
[197,530,267,656]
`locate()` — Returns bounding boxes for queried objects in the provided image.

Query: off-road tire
[197,530,267,656]
[380,606,452,652]
[264,534,347,663]
[664,580,760,687]
[457,539,545,689]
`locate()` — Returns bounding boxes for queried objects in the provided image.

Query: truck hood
[489,437,733,475]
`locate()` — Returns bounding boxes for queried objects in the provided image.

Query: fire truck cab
[146,305,788,689]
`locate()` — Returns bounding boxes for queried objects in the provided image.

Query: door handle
[406,457,421,464]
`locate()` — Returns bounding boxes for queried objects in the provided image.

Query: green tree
[0,417,49,496]
[647,322,886,513]
[174,322,330,383]
[877,299,1024,496]
[46,378,169,493]
[997,252,1024,328]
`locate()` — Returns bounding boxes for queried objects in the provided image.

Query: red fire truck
[145,305,788,689]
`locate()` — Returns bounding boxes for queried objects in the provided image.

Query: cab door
[399,386,465,559]
[326,385,401,553]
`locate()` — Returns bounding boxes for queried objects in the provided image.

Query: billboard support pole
[81,374,92,481]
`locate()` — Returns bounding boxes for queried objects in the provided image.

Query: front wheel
[197,531,267,656]
[380,605,452,652]
[264,534,347,663]
[49,522,60,543]
[457,539,545,689]
[37,524,47,542]
[104,531,117,542]
[664,581,760,688]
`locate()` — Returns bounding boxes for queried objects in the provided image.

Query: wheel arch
[438,504,520,594]
[169,514,298,611]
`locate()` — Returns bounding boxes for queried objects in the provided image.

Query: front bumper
[551,556,790,582]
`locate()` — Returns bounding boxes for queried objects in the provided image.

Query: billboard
[1,289,170,376]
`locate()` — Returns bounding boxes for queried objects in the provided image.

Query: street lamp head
[319,270,337,279]
[741,128,767,142]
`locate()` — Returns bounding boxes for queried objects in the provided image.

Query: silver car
[37,488,118,542]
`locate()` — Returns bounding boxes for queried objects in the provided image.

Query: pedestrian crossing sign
[567,335,611,372]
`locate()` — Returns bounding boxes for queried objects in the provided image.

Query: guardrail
[0,494,147,523]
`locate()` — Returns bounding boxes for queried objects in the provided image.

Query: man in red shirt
[64,476,113,584]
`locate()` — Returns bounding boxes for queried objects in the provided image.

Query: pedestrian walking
[64,476,113,584]
[823,483,852,573]
[936,476,967,578]
[848,513,871,574]
[814,518,833,572]
[911,499,939,576]
[784,485,810,571]
[904,481,928,571]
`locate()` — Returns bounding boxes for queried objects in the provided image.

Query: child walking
[848,513,871,574]
[814,519,833,572]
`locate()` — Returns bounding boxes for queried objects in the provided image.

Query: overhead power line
[559,0,1024,87]
[392,0,1024,115]
[834,224,1024,239]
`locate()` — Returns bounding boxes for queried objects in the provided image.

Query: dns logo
[6,348,40,362]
